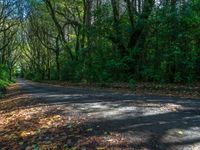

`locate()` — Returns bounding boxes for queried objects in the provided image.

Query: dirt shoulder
[41,80,200,99]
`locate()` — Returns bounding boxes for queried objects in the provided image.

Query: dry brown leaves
[0,86,132,150]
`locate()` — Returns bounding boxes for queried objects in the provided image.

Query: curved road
[2,79,200,149]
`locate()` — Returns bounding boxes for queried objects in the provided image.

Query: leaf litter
[0,87,131,150]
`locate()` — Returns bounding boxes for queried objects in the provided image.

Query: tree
[1,0,197,84]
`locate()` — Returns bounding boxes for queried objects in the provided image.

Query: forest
[1,0,200,149]
[0,0,199,86]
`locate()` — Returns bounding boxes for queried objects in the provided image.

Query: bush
[32,73,43,82]
[0,65,9,81]
[0,79,10,89]
[0,79,10,97]
[25,72,35,80]
[128,79,137,91]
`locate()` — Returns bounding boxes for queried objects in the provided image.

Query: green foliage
[20,0,200,84]
[140,1,200,83]
[0,65,9,81]
[0,79,10,89]
[128,79,137,91]
[24,72,43,82]
[32,73,43,82]
[0,65,15,96]
[24,72,35,80]
[0,79,10,97]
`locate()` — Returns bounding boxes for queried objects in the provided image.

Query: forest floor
[0,79,200,150]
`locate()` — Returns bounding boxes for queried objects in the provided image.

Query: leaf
[33,144,39,150]
[87,128,93,132]
[67,124,72,128]
[104,131,111,135]
[96,147,106,150]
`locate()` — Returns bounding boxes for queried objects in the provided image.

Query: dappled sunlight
[38,115,69,129]
[20,130,37,138]
[0,102,85,149]
[159,127,200,149]
[70,100,185,120]
[1,98,200,149]
[76,132,131,149]
[163,128,200,143]
[0,106,49,128]
[46,94,84,98]
[0,0,199,148]
[1,79,200,149]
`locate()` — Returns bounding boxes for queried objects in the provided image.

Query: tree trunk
[111,0,126,56]
[128,0,154,49]
[55,36,61,80]
[81,0,86,49]
[9,68,12,81]
[55,52,60,80]
[126,0,134,28]
[85,0,93,50]
[75,26,81,60]
[44,0,74,60]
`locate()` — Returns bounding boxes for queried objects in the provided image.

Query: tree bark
[85,0,93,49]
[111,0,126,56]
[44,0,74,60]
[55,36,61,80]
[126,0,134,29]
[128,0,154,49]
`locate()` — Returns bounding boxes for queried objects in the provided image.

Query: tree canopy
[0,0,200,84]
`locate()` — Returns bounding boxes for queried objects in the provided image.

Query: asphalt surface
[10,79,200,149]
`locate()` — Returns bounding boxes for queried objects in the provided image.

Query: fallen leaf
[87,128,93,132]
[96,147,106,150]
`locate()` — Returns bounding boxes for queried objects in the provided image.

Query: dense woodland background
[0,0,200,88]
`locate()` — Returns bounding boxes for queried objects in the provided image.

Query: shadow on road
[0,79,200,149]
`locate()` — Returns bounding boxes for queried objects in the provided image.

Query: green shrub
[0,79,10,88]
[32,73,43,82]
[0,65,9,81]
[128,79,137,91]
[0,79,10,97]
[174,72,182,83]
[25,72,35,80]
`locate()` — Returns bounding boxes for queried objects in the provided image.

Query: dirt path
[0,79,200,150]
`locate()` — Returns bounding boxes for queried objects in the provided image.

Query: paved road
[8,79,200,149]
